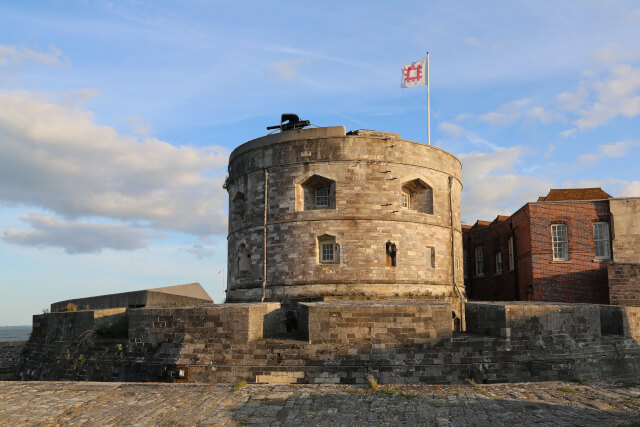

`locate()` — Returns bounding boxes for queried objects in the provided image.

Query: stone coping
[300,301,451,307]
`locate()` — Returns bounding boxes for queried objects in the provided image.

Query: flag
[401,58,427,88]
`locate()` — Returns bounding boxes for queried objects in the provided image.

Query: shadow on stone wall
[18,301,640,385]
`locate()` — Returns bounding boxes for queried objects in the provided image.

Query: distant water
[0,326,31,341]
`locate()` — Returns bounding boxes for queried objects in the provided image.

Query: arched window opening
[401,179,433,214]
[237,243,251,272]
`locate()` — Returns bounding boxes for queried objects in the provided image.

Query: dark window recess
[386,241,397,267]
[286,311,298,332]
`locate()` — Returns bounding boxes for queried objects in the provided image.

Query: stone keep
[226,126,465,305]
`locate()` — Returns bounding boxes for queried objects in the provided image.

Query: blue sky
[1,1,639,325]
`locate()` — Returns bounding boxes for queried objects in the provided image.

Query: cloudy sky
[1,1,639,325]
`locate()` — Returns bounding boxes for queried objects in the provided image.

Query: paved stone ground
[1,380,640,426]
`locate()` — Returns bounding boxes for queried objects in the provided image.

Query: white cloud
[524,106,560,125]
[184,243,214,259]
[464,37,483,47]
[576,64,640,130]
[619,181,640,197]
[557,87,588,111]
[578,141,639,163]
[477,98,531,125]
[591,42,639,65]
[126,116,153,137]
[0,44,67,67]
[1,214,151,254]
[268,58,312,82]
[559,128,577,138]
[459,147,552,223]
[0,91,230,237]
[438,121,465,137]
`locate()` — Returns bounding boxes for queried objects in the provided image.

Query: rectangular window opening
[551,224,569,261]
[508,237,514,271]
[321,243,334,262]
[593,222,611,259]
[495,251,502,274]
[475,247,484,276]
[315,187,329,207]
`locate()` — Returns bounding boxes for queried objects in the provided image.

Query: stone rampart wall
[0,341,26,380]
[19,302,640,385]
[300,301,451,345]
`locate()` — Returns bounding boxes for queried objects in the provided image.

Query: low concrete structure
[51,283,213,312]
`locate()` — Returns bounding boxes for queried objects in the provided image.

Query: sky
[1,1,639,325]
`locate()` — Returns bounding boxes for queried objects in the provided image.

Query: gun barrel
[266,125,281,130]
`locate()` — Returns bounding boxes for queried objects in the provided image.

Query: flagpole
[427,51,430,146]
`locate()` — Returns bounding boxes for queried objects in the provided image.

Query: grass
[366,375,378,392]
[571,377,588,385]
[622,381,638,387]
[233,380,247,391]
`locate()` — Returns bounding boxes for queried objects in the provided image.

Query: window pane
[322,243,334,261]
[593,222,610,259]
[316,187,329,206]
[551,224,568,260]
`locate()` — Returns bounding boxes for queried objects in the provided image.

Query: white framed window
[593,222,611,259]
[401,192,409,208]
[318,234,339,264]
[475,247,484,276]
[315,187,329,207]
[508,237,514,271]
[495,251,503,274]
[551,224,568,261]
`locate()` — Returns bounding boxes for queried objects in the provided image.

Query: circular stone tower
[226,126,465,308]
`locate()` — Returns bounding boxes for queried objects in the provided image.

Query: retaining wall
[19,301,640,385]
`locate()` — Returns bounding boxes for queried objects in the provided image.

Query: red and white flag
[401,58,427,88]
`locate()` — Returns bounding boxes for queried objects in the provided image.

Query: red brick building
[463,188,615,303]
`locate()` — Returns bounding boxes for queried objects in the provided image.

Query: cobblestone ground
[1,380,640,426]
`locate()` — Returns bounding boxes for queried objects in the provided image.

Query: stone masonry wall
[610,198,640,263]
[19,301,640,385]
[0,341,26,380]
[609,263,640,306]
[226,127,464,304]
[300,301,452,345]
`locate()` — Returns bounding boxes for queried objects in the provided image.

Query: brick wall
[609,263,640,306]
[528,201,610,303]
[463,206,529,301]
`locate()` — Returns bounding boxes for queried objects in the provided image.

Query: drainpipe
[262,169,269,303]
[448,176,465,331]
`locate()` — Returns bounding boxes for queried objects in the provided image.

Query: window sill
[475,274,485,278]
[550,260,570,263]
[494,272,503,276]
[593,258,611,263]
